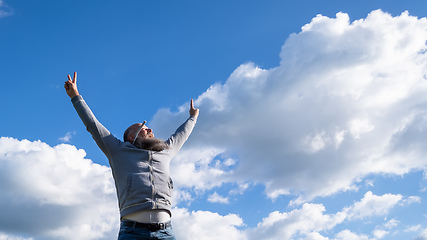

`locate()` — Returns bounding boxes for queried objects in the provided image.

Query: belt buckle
[147,223,164,231]
[158,223,165,230]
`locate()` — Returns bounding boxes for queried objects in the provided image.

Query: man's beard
[135,137,169,151]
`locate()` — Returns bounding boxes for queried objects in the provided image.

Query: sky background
[1,0,427,239]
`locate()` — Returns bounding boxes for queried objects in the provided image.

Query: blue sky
[2,0,427,239]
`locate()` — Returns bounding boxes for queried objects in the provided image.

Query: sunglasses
[132,120,147,145]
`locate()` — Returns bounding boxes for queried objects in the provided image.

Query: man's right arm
[65,72,118,158]
[71,95,114,155]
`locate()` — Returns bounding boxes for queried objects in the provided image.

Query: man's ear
[128,134,135,143]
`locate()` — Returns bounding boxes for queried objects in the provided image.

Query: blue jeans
[118,220,176,240]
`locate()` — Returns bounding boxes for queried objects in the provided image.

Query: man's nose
[146,128,152,133]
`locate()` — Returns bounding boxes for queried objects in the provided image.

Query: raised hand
[189,99,199,118]
[64,72,79,99]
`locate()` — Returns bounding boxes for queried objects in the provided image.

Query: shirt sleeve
[71,95,121,158]
[165,116,197,154]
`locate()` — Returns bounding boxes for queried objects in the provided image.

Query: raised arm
[64,72,119,158]
[64,72,79,99]
[165,99,199,152]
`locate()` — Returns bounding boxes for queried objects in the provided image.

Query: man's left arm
[166,99,199,151]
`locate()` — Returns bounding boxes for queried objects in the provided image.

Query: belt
[122,220,172,231]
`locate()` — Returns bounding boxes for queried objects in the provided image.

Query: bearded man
[64,72,199,240]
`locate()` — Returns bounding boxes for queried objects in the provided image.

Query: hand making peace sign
[64,72,79,99]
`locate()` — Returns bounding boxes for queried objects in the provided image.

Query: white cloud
[244,191,405,240]
[169,147,234,191]
[0,0,13,18]
[246,203,343,240]
[335,230,369,240]
[153,9,427,203]
[348,118,375,139]
[172,208,246,240]
[414,228,427,240]
[173,191,403,240]
[343,191,402,220]
[406,225,421,232]
[305,232,331,240]
[207,192,229,204]
[401,195,421,205]
[372,229,388,239]
[0,137,119,240]
[0,233,33,240]
[229,182,249,195]
[59,131,76,143]
[177,191,411,240]
[173,189,194,206]
[383,219,399,229]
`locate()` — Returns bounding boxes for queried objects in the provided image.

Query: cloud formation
[0,137,119,240]
[173,208,246,240]
[58,131,76,143]
[0,0,13,18]
[153,10,427,204]
[0,137,414,240]
[171,191,414,240]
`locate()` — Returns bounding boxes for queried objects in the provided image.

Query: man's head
[124,122,152,142]
[123,122,168,151]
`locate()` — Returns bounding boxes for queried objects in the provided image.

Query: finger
[67,74,72,82]
[73,72,77,84]
[190,99,194,109]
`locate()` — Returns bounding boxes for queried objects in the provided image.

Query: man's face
[129,123,167,151]
[134,123,154,139]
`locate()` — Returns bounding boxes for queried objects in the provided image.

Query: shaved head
[123,123,141,142]
[123,123,168,151]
